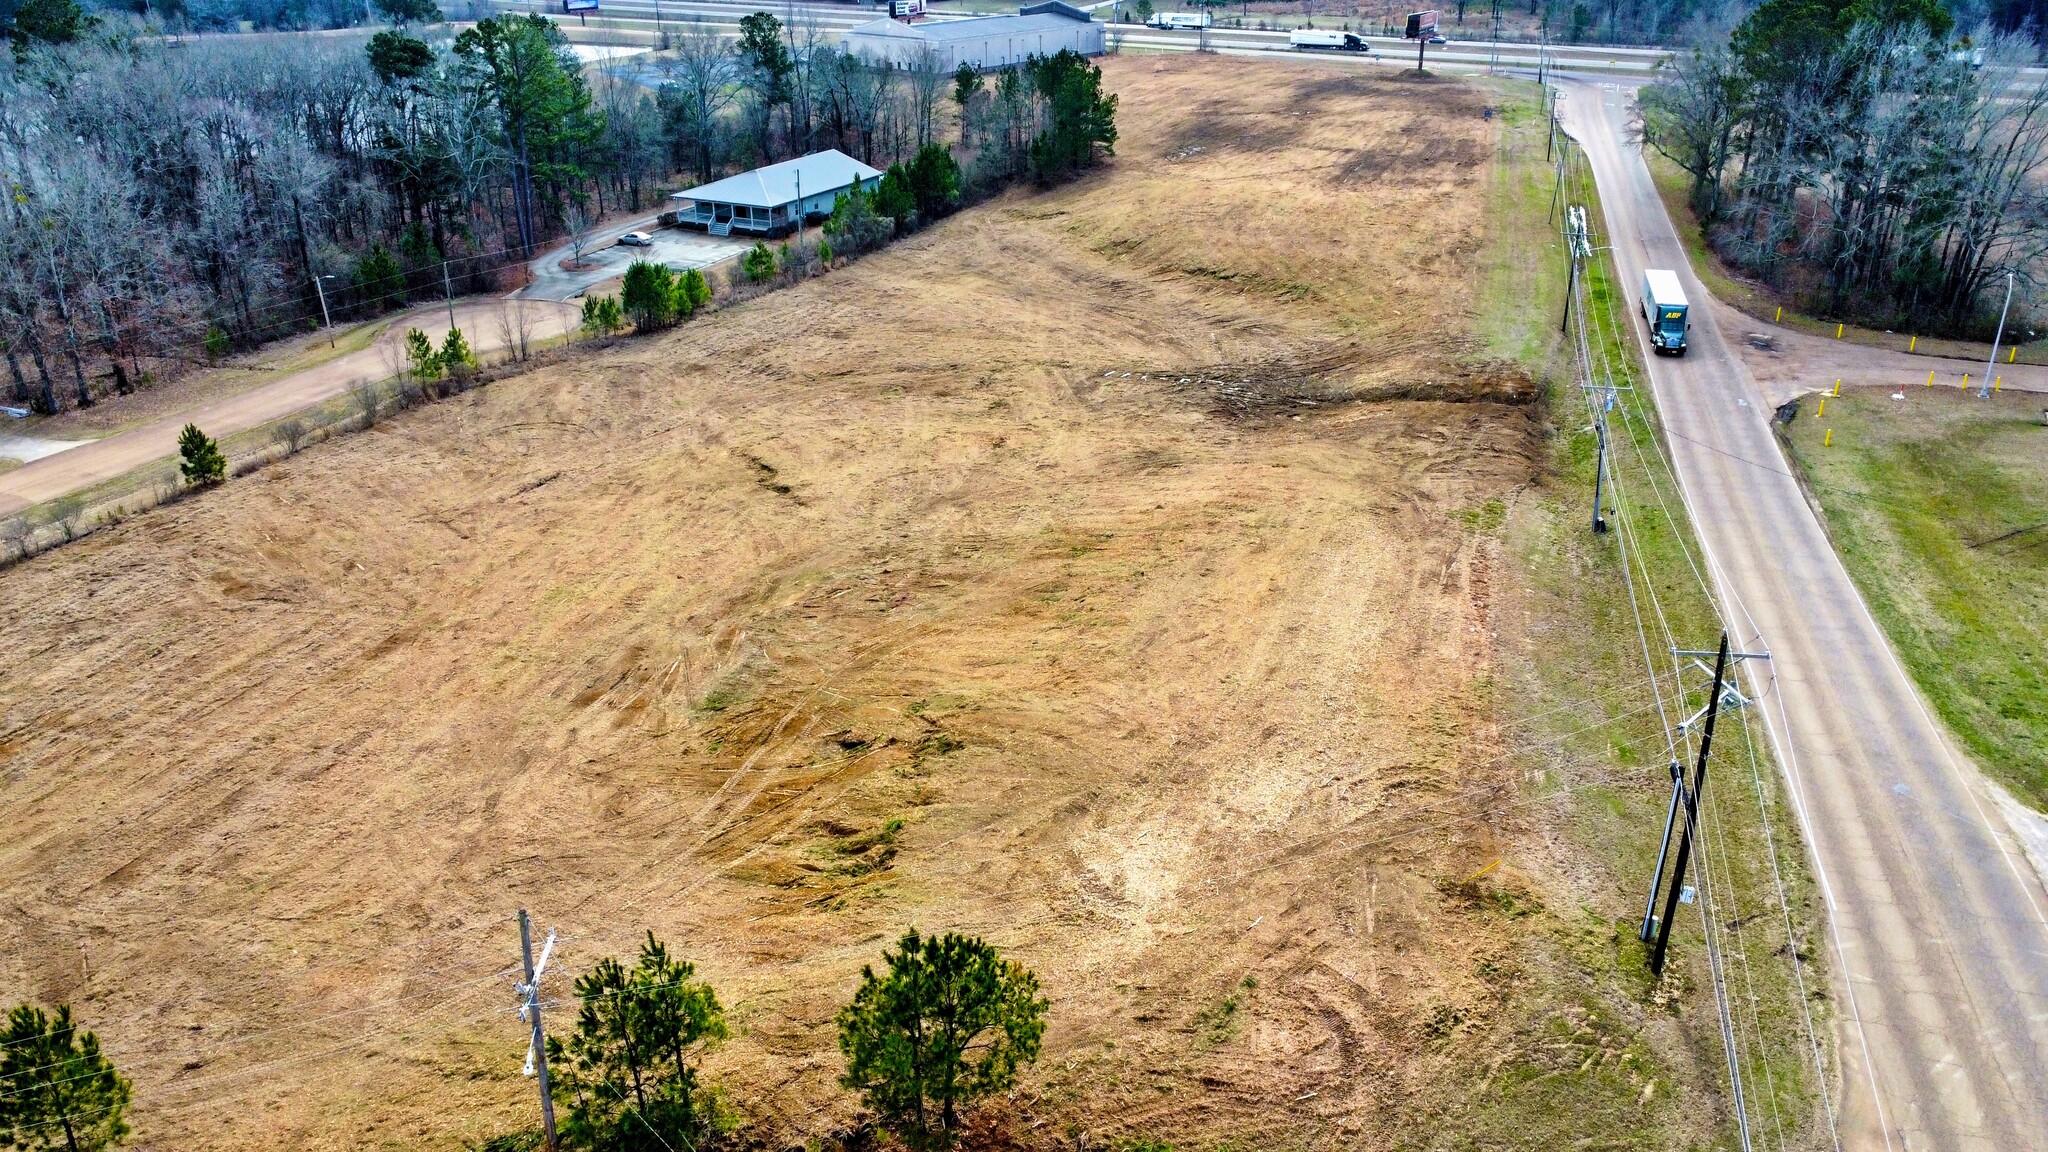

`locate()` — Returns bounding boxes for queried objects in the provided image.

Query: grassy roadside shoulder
[1779,387,2048,808]
[1439,81,1833,1149]
[1642,149,2044,366]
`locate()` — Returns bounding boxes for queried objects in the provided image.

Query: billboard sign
[1404,9,1438,37]
[889,0,926,19]
[563,0,599,12]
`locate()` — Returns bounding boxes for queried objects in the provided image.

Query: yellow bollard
[1995,376,2002,393]
[1836,323,1844,338]
[1818,397,1827,417]
[2011,346,2019,364]
[1909,335,1917,352]
[1962,373,1970,390]
[1927,370,1935,387]
[1824,428,1833,447]
[1775,306,1783,323]
[1833,379,1841,397]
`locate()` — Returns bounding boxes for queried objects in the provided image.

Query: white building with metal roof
[669,149,884,238]
[840,3,1104,71]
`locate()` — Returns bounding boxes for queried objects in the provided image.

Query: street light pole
[1981,271,2014,399]
[312,274,335,348]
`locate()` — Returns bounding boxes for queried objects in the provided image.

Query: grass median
[1780,385,2048,809]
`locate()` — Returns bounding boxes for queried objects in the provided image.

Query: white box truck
[1289,29,1371,51]
[1641,269,1690,356]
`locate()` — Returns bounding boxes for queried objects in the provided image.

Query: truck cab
[1641,268,1690,356]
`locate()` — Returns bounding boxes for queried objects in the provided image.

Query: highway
[1557,78,2048,1152]
[499,0,1669,74]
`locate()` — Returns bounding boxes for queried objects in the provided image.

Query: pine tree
[177,424,226,486]
[680,269,712,313]
[874,163,917,228]
[621,260,680,331]
[837,930,1046,1151]
[439,327,476,376]
[548,933,728,1150]
[0,1004,132,1152]
[404,328,441,380]
[580,294,624,336]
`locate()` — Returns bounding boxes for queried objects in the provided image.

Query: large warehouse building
[840,2,1104,70]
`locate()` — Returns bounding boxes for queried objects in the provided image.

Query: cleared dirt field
[0,57,1723,1150]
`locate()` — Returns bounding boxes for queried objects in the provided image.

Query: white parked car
[616,231,654,247]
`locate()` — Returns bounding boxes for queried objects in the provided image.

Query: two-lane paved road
[1558,78,2048,1151]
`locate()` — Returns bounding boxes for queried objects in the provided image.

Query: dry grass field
[0,56,1739,1151]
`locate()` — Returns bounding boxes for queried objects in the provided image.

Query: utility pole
[443,260,456,333]
[1488,0,1499,74]
[1561,251,1579,333]
[1980,271,2013,399]
[312,274,335,348]
[796,169,804,255]
[1590,418,1608,534]
[517,911,560,1152]
[1647,633,1729,976]
[1560,204,1586,335]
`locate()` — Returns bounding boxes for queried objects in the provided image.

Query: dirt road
[1728,317,2048,406]
[1561,77,2048,1152]
[0,299,577,518]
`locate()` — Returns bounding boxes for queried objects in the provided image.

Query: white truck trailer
[1289,29,1372,51]
[1147,11,1211,27]
[1641,269,1690,356]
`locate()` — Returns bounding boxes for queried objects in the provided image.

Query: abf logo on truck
[1641,269,1691,356]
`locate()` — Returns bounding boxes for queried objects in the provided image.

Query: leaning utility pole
[312,274,335,348]
[517,911,560,1152]
[1980,271,2014,399]
[1646,633,1729,976]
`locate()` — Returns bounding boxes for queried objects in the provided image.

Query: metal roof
[845,11,1089,43]
[670,150,882,209]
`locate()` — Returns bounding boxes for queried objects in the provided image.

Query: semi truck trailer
[1289,29,1372,50]
[1641,269,1690,355]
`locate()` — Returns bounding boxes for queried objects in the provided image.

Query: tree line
[0,4,1115,417]
[1,928,1050,1152]
[1642,0,2048,333]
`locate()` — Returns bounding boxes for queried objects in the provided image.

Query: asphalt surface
[0,431,90,464]
[1559,78,2048,1152]
[520,216,751,301]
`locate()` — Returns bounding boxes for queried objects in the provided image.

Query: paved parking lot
[523,225,752,301]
